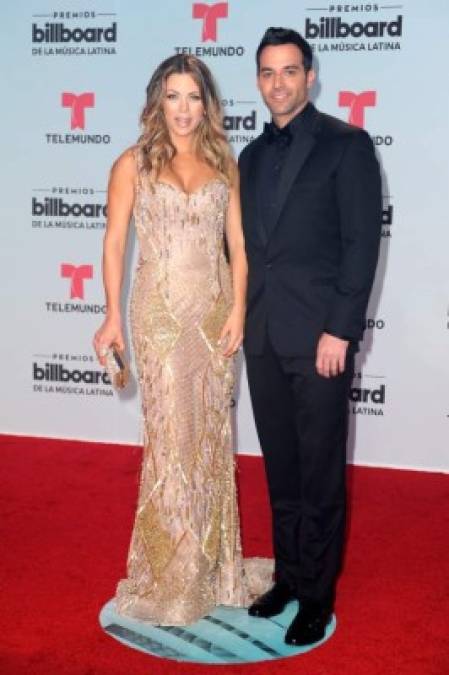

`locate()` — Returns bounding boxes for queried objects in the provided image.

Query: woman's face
[162,73,205,138]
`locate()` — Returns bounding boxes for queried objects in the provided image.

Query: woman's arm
[93,148,136,364]
[220,163,248,357]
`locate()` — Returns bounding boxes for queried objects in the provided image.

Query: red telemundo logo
[61,92,95,130]
[338,90,376,128]
[60,263,93,299]
[192,2,228,41]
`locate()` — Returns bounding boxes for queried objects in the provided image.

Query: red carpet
[0,434,448,675]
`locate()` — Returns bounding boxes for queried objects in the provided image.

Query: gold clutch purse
[104,346,129,390]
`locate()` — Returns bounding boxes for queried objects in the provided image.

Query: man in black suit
[239,27,382,645]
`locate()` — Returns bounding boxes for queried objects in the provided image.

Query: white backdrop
[1,1,448,472]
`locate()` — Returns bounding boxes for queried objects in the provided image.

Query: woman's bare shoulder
[110,145,139,179]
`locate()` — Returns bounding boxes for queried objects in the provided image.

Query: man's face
[257,43,315,126]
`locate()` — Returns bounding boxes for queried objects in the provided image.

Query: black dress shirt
[257,104,310,240]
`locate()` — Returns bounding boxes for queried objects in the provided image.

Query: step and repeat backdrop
[1,1,448,471]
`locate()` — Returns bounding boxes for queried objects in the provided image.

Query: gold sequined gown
[115,154,270,626]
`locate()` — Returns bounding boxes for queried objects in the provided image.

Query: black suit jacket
[238,103,382,356]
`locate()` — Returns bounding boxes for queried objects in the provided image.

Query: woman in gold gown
[94,55,267,625]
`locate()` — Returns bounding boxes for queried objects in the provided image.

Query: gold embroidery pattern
[203,500,222,562]
[200,293,230,350]
[137,500,176,580]
[142,290,182,359]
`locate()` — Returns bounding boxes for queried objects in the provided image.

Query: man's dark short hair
[256,27,313,73]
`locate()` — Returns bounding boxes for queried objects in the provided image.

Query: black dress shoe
[285,602,332,646]
[248,583,295,618]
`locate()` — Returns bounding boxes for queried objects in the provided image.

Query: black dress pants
[245,336,354,608]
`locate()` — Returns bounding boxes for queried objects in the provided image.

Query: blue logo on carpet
[99,600,336,663]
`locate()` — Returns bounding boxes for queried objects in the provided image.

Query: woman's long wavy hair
[138,54,234,183]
